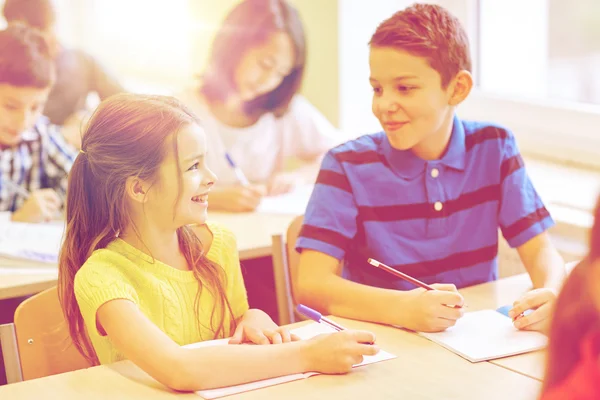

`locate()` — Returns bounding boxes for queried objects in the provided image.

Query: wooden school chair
[271,215,304,325]
[0,286,91,383]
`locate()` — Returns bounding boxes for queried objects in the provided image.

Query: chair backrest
[285,216,304,300]
[271,216,304,325]
[12,286,91,381]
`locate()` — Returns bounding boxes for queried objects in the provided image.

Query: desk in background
[0,212,300,301]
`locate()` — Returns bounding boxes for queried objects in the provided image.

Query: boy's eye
[4,104,17,111]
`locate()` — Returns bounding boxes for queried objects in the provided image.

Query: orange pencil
[367,258,465,308]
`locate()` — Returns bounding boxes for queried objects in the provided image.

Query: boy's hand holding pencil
[367,258,465,332]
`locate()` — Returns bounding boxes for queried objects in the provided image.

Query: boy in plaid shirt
[0,23,76,223]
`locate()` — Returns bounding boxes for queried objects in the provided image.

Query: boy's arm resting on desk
[496,128,563,332]
[296,250,464,332]
[517,232,566,290]
[509,233,565,332]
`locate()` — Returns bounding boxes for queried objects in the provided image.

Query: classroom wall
[189,0,339,127]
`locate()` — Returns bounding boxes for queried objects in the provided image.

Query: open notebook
[185,322,396,399]
[256,184,314,215]
[418,309,547,363]
[0,222,64,264]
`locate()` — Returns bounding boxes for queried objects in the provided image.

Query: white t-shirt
[177,88,343,185]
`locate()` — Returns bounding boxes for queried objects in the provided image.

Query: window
[478,0,600,106]
[460,0,600,168]
[67,0,193,92]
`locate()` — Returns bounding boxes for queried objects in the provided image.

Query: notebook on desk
[418,309,547,363]
[256,184,314,215]
[0,222,64,264]
[185,322,396,399]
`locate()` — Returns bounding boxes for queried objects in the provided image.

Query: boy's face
[369,46,455,156]
[0,84,50,146]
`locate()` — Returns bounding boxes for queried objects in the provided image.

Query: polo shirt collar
[381,115,466,179]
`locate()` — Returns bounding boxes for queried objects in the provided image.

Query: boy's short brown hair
[370,3,472,88]
[0,23,55,88]
[3,0,57,31]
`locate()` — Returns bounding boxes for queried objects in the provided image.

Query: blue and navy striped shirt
[0,117,76,214]
[296,116,554,290]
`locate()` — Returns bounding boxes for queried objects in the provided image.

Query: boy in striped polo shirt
[295,4,565,333]
[0,23,76,223]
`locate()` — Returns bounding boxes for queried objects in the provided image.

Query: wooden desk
[0,317,541,400]
[460,273,546,381]
[0,212,298,301]
[0,258,58,301]
[209,212,297,259]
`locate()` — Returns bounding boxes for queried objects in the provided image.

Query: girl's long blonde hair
[58,94,236,364]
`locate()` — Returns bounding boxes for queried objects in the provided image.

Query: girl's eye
[397,86,415,93]
[372,87,382,95]
[188,162,199,171]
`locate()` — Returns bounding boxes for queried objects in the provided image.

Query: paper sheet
[256,185,314,215]
[418,310,547,362]
[0,222,64,264]
[194,322,396,399]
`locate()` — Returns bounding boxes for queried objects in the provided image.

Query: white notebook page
[193,322,396,399]
[0,222,64,264]
[255,184,314,215]
[418,310,547,362]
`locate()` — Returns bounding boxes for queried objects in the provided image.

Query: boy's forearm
[298,273,413,327]
[526,245,566,290]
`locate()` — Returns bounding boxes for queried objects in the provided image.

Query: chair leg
[0,323,23,383]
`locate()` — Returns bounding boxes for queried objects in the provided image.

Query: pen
[1,177,30,199]
[225,152,250,187]
[296,304,346,331]
[367,258,465,308]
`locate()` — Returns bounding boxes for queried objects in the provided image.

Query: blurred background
[1,0,599,167]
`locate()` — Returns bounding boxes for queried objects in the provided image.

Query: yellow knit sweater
[74,222,249,364]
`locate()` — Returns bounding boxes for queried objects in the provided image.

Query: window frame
[460,0,600,168]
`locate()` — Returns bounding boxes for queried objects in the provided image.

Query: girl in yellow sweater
[58,93,378,391]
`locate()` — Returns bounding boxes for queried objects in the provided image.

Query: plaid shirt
[0,117,76,214]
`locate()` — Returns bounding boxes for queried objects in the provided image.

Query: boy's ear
[448,70,473,106]
[125,176,149,204]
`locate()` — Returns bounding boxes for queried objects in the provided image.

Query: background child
[295,3,565,333]
[540,198,600,399]
[0,22,75,223]
[58,93,377,391]
[3,0,125,148]
[178,0,341,212]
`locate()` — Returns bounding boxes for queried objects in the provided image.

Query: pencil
[368,258,435,290]
[367,258,465,308]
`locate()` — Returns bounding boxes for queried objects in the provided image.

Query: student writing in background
[58,93,378,391]
[539,198,600,399]
[295,4,565,333]
[3,0,125,149]
[0,23,76,223]
[178,0,341,212]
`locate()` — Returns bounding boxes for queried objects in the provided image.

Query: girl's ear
[125,176,149,204]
